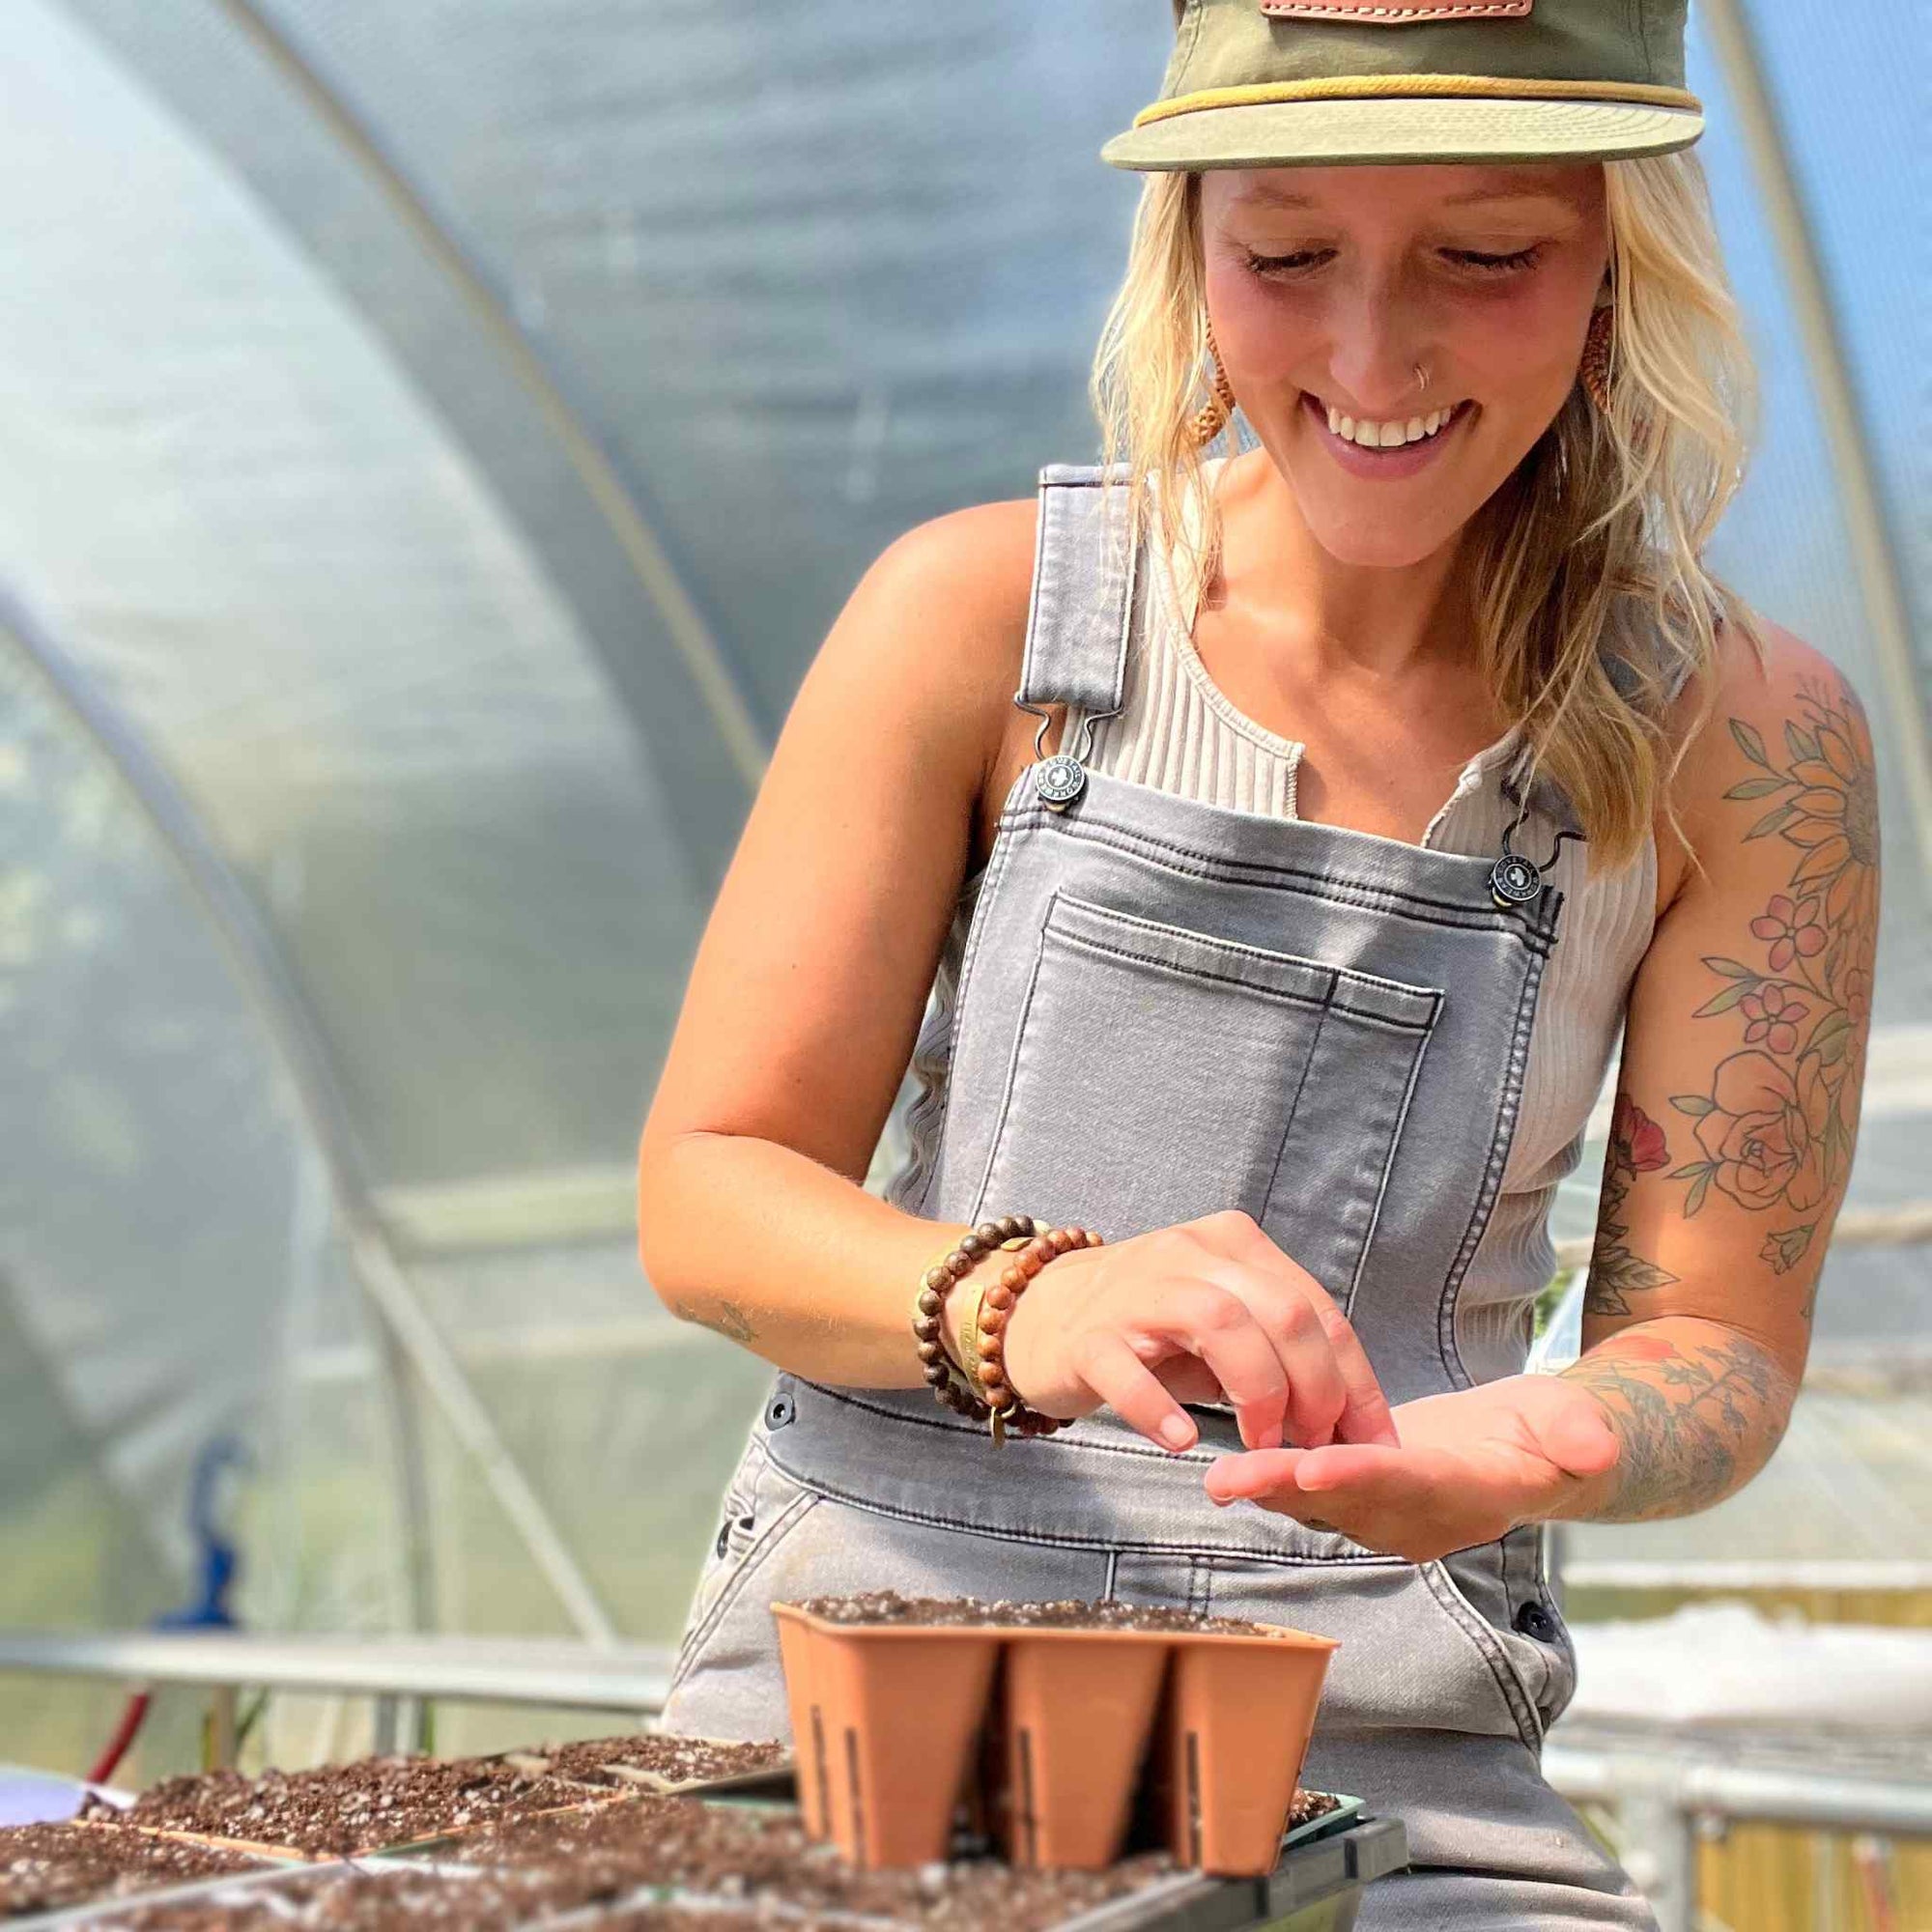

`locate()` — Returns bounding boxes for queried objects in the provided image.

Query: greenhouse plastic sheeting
[2,0,1926,1778]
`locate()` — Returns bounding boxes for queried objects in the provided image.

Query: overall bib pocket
[971,890,1441,1300]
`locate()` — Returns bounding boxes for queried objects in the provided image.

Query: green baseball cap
[1103,0,1704,171]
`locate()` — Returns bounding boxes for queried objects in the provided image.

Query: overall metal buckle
[1491,777,1580,909]
[1016,703,1101,812]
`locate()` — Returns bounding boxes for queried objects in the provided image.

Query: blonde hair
[1090,153,1766,867]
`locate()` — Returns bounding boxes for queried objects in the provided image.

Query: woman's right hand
[989,1209,1399,1456]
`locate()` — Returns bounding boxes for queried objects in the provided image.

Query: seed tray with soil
[47,1865,542,1932]
[87,1869,849,1932]
[74,1754,604,1860]
[43,1790,1405,1931]
[774,1594,1339,1875]
[52,1798,1199,1932]
[454,1791,1180,1929]
[0,1821,270,1918]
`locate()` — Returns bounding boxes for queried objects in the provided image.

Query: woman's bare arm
[634,498,1044,1385]
[1555,620,1878,1520]
[635,499,1400,1454]
[1206,620,1880,1557]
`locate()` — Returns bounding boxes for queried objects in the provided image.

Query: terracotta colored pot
[771,1605,1002,1868]
[775,1604,1337,1878]
[772,1605,830,1840]
[1161,1627,1339,1876]
[993,1631,1171,1869]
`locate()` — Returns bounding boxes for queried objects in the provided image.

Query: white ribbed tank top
[888,461,1657,1380]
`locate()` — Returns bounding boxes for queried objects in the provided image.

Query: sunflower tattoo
[1668,675,1878,1286]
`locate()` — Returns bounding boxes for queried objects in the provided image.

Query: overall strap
[1013,463,1140,727]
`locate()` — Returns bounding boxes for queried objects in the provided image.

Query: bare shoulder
[838,497,1038,706]
[1661,611,1876,895]
[813,496,1052,867]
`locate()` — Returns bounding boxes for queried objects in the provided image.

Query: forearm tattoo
[1561,1329,1796,1522]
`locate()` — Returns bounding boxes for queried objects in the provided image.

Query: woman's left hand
[1203,1374,1621,1563]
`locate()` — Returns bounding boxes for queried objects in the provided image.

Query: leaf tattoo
[1563,1332,1792,1520]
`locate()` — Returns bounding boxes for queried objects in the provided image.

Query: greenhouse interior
[2,2,1926,1928]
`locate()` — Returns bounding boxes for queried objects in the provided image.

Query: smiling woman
[1094,147,1757,867]
[635,3,1875,1926]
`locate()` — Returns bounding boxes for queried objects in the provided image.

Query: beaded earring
[1189,315,1239,447]
[1579,295,1615,414]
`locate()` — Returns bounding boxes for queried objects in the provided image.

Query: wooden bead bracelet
[909,1214,1106,1446]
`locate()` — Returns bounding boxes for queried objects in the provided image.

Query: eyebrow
[1233,184,1574,211]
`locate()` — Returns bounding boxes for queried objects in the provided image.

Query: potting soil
[1285,1791,1340,1830]
[92,1889,828,1932]
[65,1797,1183,1930]
[67,1866,534,1932]
[0,1820,265,1916]
[455,1795,1180,1928]
[541,1731,786,1790]
[74,1754,597,1856]
[789,1590,1274,1634]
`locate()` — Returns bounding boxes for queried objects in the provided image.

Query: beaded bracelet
[909,1216,1106,1445]
[910,1216,1038,1429]
[976,1223,1105,1444]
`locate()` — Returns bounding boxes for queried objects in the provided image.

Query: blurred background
[2,2,1924,1924]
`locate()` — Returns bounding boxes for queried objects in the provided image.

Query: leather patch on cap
[1261,1,1533,19]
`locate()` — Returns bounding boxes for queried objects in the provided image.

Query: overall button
[1513,1599,1558,1642]
[766,1391,797,1429]
[1033,753,1087,810]
[1490,853,1544,907]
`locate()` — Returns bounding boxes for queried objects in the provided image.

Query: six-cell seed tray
[2,1738,1406,1931]
[774,1592,1346,1876]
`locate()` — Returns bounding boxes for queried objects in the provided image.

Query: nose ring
[1413,360,1430,393]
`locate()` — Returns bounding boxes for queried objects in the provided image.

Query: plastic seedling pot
[995,1631,1171,1870]
[772,1604,1002,1869]
[773,1606,829,1839]
[1161,1627,1339,1876]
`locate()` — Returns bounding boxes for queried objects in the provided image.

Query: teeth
[1322,399,1459,447]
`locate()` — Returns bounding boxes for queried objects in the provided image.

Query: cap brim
[1102,95,1703,170]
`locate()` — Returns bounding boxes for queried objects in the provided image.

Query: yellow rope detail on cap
[1133,72,1702,128]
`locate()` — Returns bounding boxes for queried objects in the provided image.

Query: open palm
[1203,1374,1621,1563]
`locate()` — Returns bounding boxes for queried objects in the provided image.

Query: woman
[637,1,1879,1923]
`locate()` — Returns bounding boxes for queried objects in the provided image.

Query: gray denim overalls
[661,465,1657,1929]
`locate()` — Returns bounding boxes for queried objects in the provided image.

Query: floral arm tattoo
[1663,676,1879,1286]
[1561,672,1875,1522]
[1585,673,1878,1320]
[1585,1094,1680,1317]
